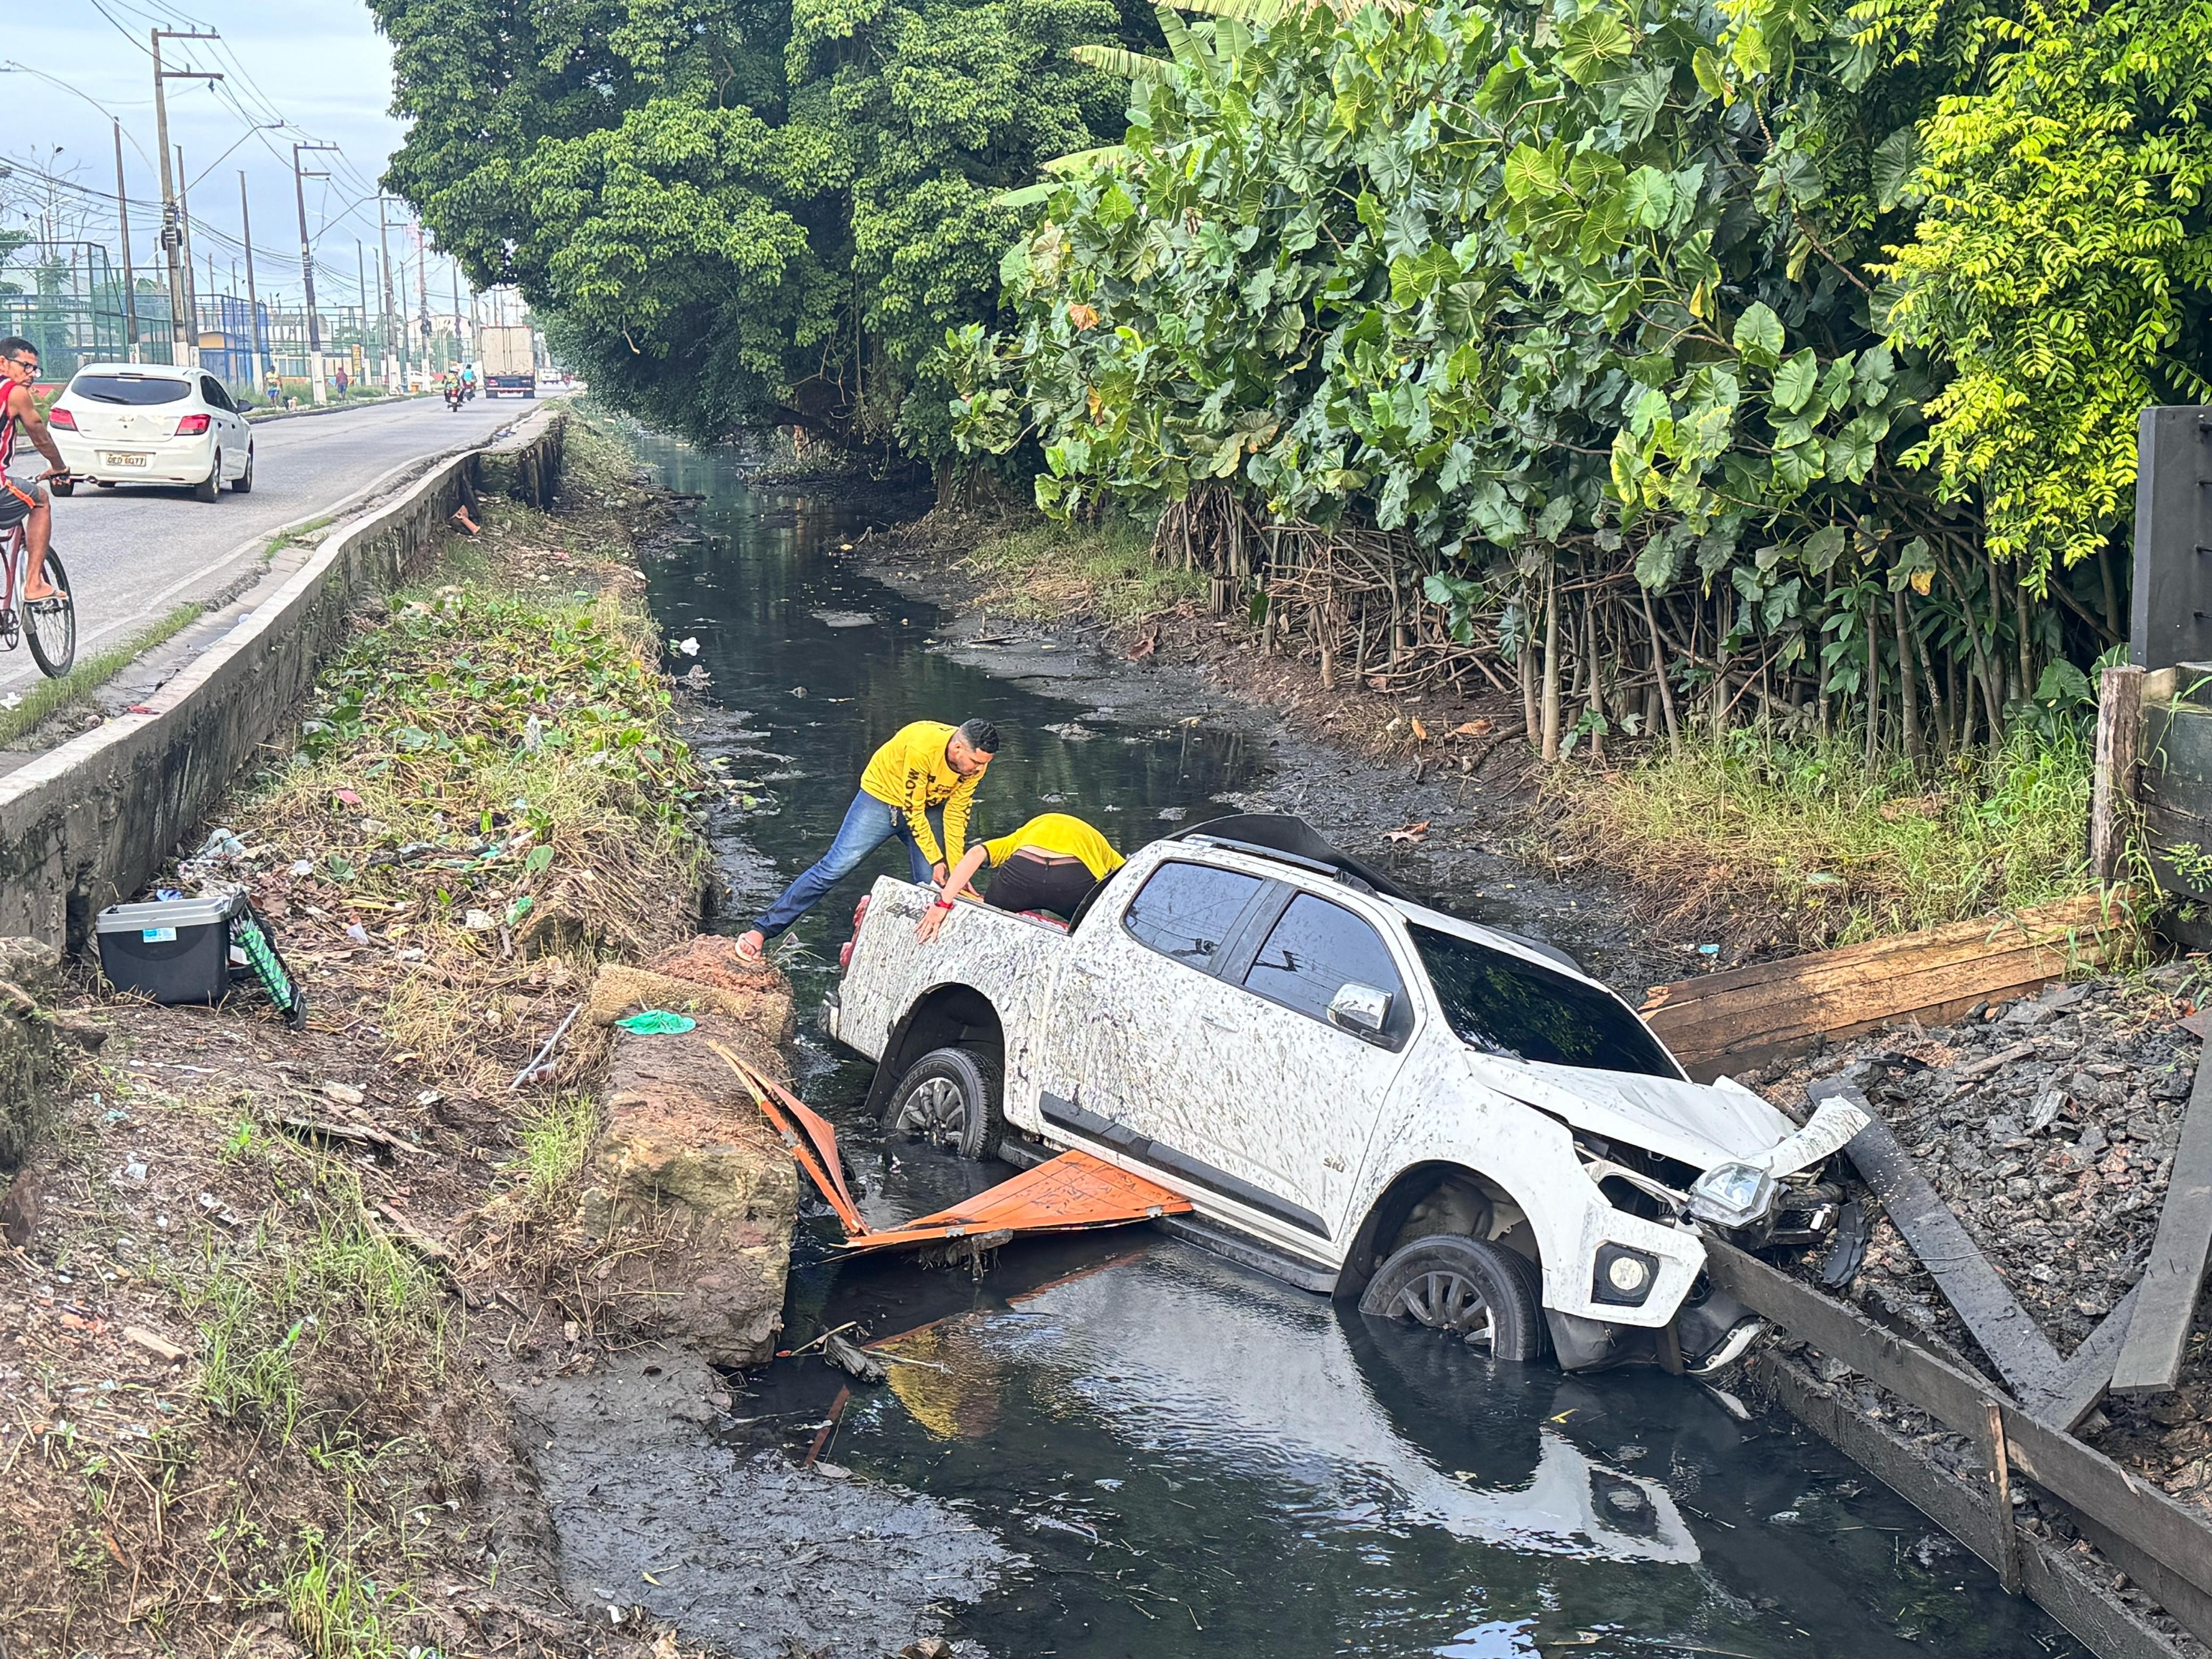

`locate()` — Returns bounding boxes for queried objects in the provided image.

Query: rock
[321,1081,366,1107]
[578,962,799,1367]
[2076,1125,2108,1158]
[0,1168,39,1245]
[1987,1112,2026,1146]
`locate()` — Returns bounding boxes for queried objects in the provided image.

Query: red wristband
[933,898,955,910]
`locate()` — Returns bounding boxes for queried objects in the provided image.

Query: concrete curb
[0,405,569,949]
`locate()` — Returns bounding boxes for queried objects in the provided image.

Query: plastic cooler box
[95,892,246,1006]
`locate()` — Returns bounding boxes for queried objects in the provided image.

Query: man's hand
[931,862,949,885]
[915,904,949,944]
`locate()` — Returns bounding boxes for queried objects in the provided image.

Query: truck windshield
[1410,924,1680,1079]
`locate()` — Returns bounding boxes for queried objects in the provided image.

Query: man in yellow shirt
[914,812,1124,940]
[737,718,1001,959]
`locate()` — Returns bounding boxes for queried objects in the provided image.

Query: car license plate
[102,451,149,467]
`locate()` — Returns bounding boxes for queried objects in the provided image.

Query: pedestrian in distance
[736,717,1002,960]
[914,813,1122,941]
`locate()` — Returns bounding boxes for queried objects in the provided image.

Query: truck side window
[1243,894,1404,1030]
[1122,862,1263,971]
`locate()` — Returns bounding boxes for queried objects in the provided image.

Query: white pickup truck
[825,814,1865,1373]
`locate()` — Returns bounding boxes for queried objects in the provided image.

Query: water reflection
[881,1248,1698,1565]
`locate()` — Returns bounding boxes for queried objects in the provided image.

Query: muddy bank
[856,535,1682,994]
[507,1344,1004,1656]
[0,420,756,1659]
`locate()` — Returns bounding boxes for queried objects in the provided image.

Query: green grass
[0,601,203,748]
[1543,720,2097,950]
[963,516,1210,625]
[174,1166,446,1449]
[514,1091,600,1216]
[266,515,337,559]
[286,1530,409,1659]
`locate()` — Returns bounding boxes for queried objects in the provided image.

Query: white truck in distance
[826,814,1866,1373]
[480,325,537,398]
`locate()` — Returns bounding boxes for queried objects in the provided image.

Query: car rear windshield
[68,374,190,405]
[1410,924,1680,1079]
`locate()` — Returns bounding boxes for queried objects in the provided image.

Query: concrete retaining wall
[0,407,569,950]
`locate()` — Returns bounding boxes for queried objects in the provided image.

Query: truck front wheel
[885,1046,1003,1160]
[1358,1234,1549,1361]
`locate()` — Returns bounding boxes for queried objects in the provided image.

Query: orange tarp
[712,1042,1192,1254]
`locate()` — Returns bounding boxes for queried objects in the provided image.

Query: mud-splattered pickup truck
[824,814,1866,1374]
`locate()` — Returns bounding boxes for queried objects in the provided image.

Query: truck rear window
[1410,924,1679,1079]
[69,374,190,405]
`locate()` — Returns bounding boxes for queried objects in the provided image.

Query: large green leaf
[1731,301,1786,368]
[1073,44,1172,77]
[1558,8,1634,83]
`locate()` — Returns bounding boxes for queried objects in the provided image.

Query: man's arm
[11,387,65,474]
[939,772,981,867]
[904,769,949,871]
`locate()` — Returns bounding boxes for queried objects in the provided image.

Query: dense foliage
[931,0,2209,751]
[370,0,1144,451]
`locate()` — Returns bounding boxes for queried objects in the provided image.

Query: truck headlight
[1686,1162,1776,1229]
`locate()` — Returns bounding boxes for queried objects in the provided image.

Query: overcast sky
[4,0,464,311]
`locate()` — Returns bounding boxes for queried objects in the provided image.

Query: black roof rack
[1167,813,1413,900]
[1166,811,1582,975]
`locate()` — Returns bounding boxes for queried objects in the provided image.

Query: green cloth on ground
[616,1009,696,1034]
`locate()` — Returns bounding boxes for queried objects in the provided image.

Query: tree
[370,0,1141,454]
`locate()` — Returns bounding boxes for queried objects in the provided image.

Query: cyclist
[0,337,69,602]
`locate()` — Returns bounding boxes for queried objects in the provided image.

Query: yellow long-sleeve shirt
[981,814,1124,879]
[859,720,984,868]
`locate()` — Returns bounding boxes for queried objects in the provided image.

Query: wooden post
[2113,1046,2212,1395]
[1985,1400,2024,1595]
[2091,663,2144,884]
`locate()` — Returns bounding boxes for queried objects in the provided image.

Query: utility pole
[239,172,264,399]
[152,29,221,368]
[290,140,338,405]
[176,147,200,367]
[113,120,139,362]
[415,232,432,370]
[448,259,464,367]
[378,197,400,390]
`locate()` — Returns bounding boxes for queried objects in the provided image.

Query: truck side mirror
[1327,982,1390,1036]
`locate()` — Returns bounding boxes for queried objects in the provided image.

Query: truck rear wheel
[885,1046,1003,1160]
[1358,1234,1549,1361]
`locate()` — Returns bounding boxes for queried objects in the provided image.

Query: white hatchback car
[47,363,255,501]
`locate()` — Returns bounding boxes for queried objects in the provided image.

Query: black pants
[985,854,1097,920]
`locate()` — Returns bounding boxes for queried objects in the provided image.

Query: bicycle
[1,472,76,677]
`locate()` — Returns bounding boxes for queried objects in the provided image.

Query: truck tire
[885,1046,1003,1160]
[1358,1234,1549,1361]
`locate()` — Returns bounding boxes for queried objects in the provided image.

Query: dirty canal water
[623,433,2083,1658]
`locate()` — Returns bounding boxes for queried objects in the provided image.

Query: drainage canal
[628,433,2082,1658]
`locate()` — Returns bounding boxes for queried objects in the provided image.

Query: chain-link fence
[0,240,135,373]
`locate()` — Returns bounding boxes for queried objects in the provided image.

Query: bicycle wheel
[24,549,74,677]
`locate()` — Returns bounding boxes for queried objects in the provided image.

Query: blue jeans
[752,789,942,938]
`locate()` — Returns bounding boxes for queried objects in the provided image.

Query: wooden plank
[1837,1094,2065,1403]
[1762,1352,2191,1659]
[2093,665,2146,883]
[1644,891,2124,1077]
[1709,1241,2212,1618]
[1704,1241,1998,1429]
[2030,1285,2141,1432]
[2112,1048,2212,1395]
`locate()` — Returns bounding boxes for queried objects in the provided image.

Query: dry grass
[1537,722,2098,956]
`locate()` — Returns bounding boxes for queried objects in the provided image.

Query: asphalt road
[1,392,540,694]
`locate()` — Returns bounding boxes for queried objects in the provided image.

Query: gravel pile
[1752,966,2212,1516]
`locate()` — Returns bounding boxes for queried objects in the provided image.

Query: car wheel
[884,1045,1003,1159]
[231,445,254,493]
[1358,1234,1550,1360]
[194,450,221,503]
